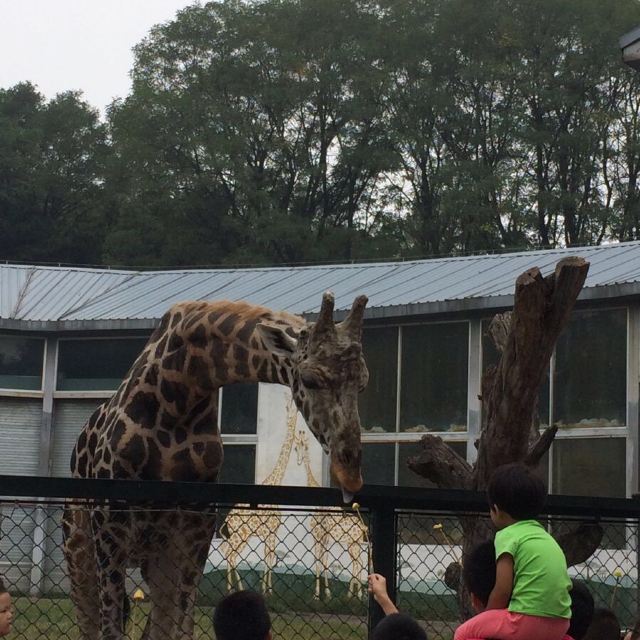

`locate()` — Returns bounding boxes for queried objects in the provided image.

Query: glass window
[220,383,258,434]
[0,336,44,390]
[553,308,626,428]
[400,323,468,433]
[552,438,626,548]
[57,338,149,390]
[218,445,256,484]
[398,441,467,488]
[362,443,396,486]
[217,444,256,537]
[536,451,549,490]
[482,319,550,427]
[360,327,398,434]
[552,438,626,499]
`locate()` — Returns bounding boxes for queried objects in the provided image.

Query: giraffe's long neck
[115,301,304,424]
[261,399,298,486]
[178,302,302,388]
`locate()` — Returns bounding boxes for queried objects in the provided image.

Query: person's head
[567,580,594,640]
[371,613,427,640]
[213,591,271,640]
[0,578,13,637]
[487,463,546,526]
[583,607,620,640]
[463,541,496,612]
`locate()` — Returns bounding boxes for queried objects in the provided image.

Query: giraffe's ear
[256,323,298,357]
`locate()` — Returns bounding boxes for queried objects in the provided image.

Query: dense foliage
[2,0,640,266]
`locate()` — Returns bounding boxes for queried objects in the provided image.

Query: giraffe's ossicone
[62,291,368,640]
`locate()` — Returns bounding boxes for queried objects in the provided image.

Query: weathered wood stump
[407,257,603,618]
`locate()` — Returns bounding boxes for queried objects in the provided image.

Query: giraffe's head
[258,292,368,501]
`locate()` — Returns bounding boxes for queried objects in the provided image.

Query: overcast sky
[0,0,196,115]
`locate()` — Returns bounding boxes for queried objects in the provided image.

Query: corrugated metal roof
[2,241,640,330]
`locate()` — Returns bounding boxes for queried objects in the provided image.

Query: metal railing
[0,476,638,639]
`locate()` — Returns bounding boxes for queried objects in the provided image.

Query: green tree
[502,0,640,247]
[0,83,108,263]
[104,0,398,266]
[5,0,640,266]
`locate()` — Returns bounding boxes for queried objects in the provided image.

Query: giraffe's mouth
[331,461,363,500]
[341,488,355,504]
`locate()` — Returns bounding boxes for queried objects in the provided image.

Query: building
[0,241,638,502]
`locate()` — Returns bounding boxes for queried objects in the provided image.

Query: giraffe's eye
[342,343,361,360]
[300,368,327,389]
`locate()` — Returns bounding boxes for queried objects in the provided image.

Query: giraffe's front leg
[346,543,363,599]
[224,545,245,592]
[226,562,233,593]
[94,527,128,640]
[176,532,213,640]
[142,513,215,640]
[142,544,183,640]
[63,505,100,640]
[323,567,331,599]
[313,538,323,600]
[234,567,244,591]
[222,541,234,592]
[320,546,331,599]
[263,531,278,596]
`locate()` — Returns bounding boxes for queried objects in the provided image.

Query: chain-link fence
[0,477,638,639]
[396,512,639,639]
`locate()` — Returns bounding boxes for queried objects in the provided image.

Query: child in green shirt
[454,463,571,640]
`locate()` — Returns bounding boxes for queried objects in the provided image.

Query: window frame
[481,305,632,500]
[53,335,151,397]
[217,385,259,483]
[0,334,47,396]
[359,319,471,486]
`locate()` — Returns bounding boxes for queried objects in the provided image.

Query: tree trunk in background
[407,256,603,619]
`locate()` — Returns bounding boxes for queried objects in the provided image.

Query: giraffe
[62,292,368,640]
[293,430,368,600]
[221,395,299,594]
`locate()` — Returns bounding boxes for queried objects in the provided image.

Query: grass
[11,597,367,640]
[14,574,630,640]
[4,569,469,640]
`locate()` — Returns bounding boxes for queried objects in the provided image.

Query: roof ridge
[3,241,639,275]
[3,241,640,325]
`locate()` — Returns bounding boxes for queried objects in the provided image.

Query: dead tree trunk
[406,257,603,617]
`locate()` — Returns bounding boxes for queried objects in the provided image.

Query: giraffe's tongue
[341,488,354,504]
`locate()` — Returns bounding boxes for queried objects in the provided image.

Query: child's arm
[486,554,514,610]
[367,573,399,615]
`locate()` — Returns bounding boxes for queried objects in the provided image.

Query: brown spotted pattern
[62,293,368,640]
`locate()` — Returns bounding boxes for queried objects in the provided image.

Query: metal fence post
[368,505,397,636]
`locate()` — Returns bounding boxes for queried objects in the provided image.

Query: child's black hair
[567,580,594,640]
[463,541,496,607]
[213,590,271,640]
[0,578,6,594]
[487,463,546,520]
[371,613,427,640]
[583,608,620,640]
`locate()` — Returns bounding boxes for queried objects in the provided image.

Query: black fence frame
[1,475,639,636]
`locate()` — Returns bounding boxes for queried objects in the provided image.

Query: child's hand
[367,573,388,600]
